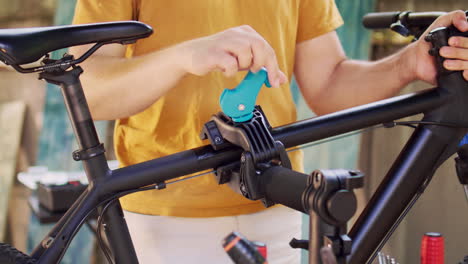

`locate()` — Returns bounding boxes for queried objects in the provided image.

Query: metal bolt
[43,237,54,248]
[313,171,322,188]
[214,137,222,144]
[240,184,247,194]
[238,104,245,111]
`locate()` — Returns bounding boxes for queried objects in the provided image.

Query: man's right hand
[177,25,287,88]
[71,25,286,120]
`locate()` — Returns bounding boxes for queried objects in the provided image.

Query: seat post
[38,66,139,264]
[40,66,99,151]
[39,66,109,181]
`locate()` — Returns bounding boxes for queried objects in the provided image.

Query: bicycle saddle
[0,21,152,66]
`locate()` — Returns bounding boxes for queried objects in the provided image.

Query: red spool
[421,232,444,264]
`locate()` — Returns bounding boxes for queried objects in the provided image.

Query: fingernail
[439,47,449,56]
[449,37,458,46]
[444,60,455,69]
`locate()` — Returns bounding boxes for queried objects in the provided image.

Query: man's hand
[177,25,287,87]
[71,25,287,120]
[412,10,468,83]
[320,246,338,264]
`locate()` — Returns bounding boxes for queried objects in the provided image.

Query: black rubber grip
[260,166,310,213]
[362,12,400,29]
[406,12,445,27]
[362,11,445,30]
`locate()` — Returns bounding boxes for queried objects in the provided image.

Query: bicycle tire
[0,243,37,264]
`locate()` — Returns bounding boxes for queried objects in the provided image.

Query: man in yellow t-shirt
[71,0,468,263]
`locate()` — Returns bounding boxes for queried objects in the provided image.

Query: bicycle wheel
[0,243,36,264]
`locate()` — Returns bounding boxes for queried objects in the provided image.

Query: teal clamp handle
[220,68,271,122]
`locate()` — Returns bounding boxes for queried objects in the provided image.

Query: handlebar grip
[260,166,310,213]
[362,12,400,29]
[362,11,445,30]
[406,11,446,27]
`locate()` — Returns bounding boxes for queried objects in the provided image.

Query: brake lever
[219,68,271,122]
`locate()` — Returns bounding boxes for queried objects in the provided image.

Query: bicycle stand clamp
[201,69,290,206]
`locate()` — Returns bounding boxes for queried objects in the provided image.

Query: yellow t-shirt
[73,0,343,217]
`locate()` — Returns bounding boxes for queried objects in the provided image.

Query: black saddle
[0,21,153,66]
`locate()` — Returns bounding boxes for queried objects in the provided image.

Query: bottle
[420,232,444,264]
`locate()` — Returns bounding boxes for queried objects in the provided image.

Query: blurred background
[0,0,465,263]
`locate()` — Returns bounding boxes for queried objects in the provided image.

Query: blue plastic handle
[220,69,271,122]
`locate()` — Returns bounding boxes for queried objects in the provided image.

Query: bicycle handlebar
[362,11,446,30]
[362,11,400,29]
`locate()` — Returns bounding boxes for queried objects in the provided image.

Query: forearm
[77,45,186,120]
[297,11,468,116]
[309,46,416,115]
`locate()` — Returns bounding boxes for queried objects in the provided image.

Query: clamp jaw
[201,107,291,205]
[201,69,288,206]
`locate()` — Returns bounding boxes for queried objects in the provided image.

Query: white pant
[123,206,303,264]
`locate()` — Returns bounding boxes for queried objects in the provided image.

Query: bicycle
[0,10,466,264]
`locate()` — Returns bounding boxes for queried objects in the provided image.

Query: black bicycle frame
[26,25,468,264]
[29,63,468,263]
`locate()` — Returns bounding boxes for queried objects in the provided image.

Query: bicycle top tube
[106,87,447,195]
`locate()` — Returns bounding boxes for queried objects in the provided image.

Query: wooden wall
[0,0,56,252]
[0,0,55,170]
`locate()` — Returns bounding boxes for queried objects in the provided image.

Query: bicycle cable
[97,200,116,264]
[59,184,160,264]
[384,120,468,129]
[463,186,468,204]
[94,170,215,264]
